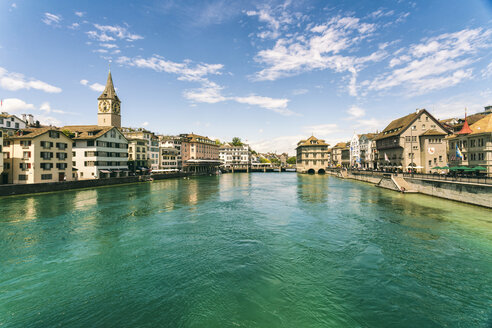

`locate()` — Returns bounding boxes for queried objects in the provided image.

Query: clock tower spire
[97,69,121,128]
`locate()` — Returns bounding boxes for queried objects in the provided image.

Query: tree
[287,156,296,164]
[215,139,222,145]
[260,158,270,163]
[270,158,280,165]
[231,137,243,146]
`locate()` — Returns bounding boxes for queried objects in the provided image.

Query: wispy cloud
[252,15,385,96]
[0,67,62,93]
[369,28,492,96]
[74,11,84,17]
[42,12,62,26]
[346,105,365,118]
[80,79,105,92]
[90,24,144,42]
[234,95,294,115]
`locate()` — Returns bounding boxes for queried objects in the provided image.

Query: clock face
[99,100,110,112]
[113,102,120,114]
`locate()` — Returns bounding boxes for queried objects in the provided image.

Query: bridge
[221,163,296,173]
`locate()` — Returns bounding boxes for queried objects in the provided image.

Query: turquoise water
[1,173,491,327]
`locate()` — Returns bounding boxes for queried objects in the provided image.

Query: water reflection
[296,174,328,204]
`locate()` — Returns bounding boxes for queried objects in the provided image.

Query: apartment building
[127,138,149,172]
[219,143,251,167]
[180,133,220,173]
[0,113,27,131]
[331,142,346,167]
[122,129,160,170]
[296,136,329,174]
[158,136,182,171]
[374,109,449,173]
[447,114,492,175]
[63,125,128,179]
[2,128,73,184]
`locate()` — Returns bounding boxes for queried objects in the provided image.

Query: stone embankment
[0,172,190,197]
[326,169,491,208]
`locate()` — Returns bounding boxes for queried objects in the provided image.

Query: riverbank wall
[326,170,492,208]
[0,172,190,197]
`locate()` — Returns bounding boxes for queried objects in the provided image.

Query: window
[87,140,95,146]
[40,163,53,170]
[18,174,28,181]
[428,160,432,166]
[20,140,32,148]
[49,131,60,138]
[56,142,67,150]
[15,123,19,129]
[56,163,67,170]
[439,155,442,162]
[6,121,10,127]
[40,152,53,160]
[41,174,52,180]
[23,151,31,159]
[56,153,67,160]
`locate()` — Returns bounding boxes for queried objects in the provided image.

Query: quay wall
[0,172,189,197]
[404,177,492,208]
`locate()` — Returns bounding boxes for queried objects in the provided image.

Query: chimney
[27,114,34,126]
[21,114,27,122]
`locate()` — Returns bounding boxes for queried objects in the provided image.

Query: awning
[100,170,111,173]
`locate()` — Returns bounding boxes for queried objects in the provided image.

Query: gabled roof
[469,114,492,134]
[374,109,449,141]
[332,142,347,149]
[62,125,116,140]
[420,129,447,136]
[9,127,69,139]
[297,135,329,147]
[374,111,419,140]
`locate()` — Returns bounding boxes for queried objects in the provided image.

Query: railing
[402,173,492,185]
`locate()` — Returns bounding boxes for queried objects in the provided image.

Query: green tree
[215,139,222,145]
[260,158,270,163]
[231,137,243,146]
[270,158,280,165]
[287,156,296,164]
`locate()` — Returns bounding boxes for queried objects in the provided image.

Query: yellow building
[3,128,74,184]
[180,133,220,174]
[127,138,149,172]
[296,136,330,174]
[447,114,492,175]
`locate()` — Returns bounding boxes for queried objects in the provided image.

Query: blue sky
[1,0,492,154]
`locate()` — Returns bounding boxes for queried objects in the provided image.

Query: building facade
[0,129,3,182]
[3,128,74,184]
[374,109,449,173]
[63,125,128,179]
[0,113,27,130]
[158,136,182,171]
[122,129,160,170]
[296,136,330,174]
[447,114,492,175]
[219,143,251,167]
[359,133,377,169]
[127,138,149,172]
[180,133,220,173]
[331,142,346,167]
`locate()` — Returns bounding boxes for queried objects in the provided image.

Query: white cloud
[42,12,62,26]
[481,62,492,78]
[68,22,80,29]
[75,11,84,17]
[117,55,223,82]
[142,121,149,127]
[100,43,118,49]
[250,134,304,155]
[39,102,69,114]
[183,83,226,104]
[292,88,308,95]
[89,24,143,42]
[233,95,294,116]
[1,98,35,112]
[0,67,62,93]
[86,30,115,42]
[369,28,492,95]
[303,123,339,136]
[252,15,384,96]
[346,105,365,118]
[93,49,108,53]
[79,79,105,92]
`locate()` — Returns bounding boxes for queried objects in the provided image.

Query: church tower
[97,70,121,128]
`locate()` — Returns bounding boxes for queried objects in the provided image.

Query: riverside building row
[0,70,223,184]
[297,107,492,175]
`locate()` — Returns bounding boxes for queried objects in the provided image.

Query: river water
[1,173,491,327]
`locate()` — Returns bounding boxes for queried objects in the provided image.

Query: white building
[349,133,360,168]
[0,113,27,130]
[219,143,251,167]
[158,136,182,171]
[359,133,378,169]
[63,125,129,179]
[122,129,160,170]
